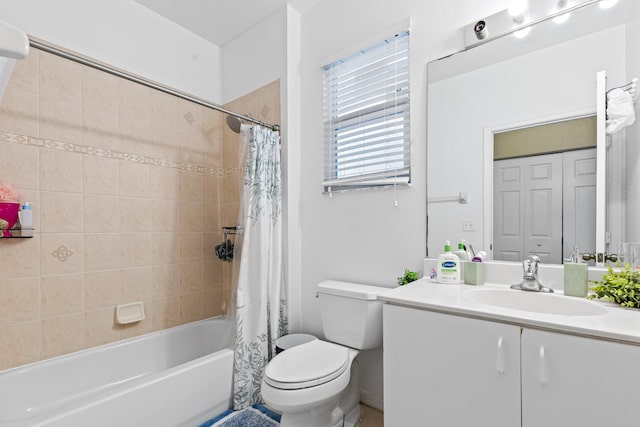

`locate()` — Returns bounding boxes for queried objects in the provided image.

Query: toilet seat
[264,340,350,390]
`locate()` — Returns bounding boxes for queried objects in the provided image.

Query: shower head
[226,115,242,134]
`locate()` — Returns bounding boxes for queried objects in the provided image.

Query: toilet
[261,280,387,427]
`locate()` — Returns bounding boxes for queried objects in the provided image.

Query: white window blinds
[322,30,410,193]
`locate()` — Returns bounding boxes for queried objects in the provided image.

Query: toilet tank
[317,280,389,350]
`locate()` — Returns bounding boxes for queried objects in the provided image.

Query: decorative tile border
[224,167,240,176]
[0,130,234,176]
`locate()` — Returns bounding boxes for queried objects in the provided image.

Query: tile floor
[360,404,384,427]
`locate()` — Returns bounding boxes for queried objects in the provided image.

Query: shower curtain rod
[28,38,280,132]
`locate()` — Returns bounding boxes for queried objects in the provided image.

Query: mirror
[427,0,639,265]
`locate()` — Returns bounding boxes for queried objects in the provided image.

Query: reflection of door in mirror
[492,117,596,264]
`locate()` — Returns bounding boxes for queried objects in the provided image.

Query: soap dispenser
[563,246,588,297]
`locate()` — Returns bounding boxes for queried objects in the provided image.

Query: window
[322,30,410,193]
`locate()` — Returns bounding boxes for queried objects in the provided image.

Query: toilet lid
[264,340,350,390]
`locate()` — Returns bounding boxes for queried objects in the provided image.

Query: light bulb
[553,0,570,23]
[552,12,571,24]
[599,0,618,9]
[509,0,528,23]
[514,26,531,39]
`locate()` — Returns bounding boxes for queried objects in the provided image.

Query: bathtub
[0,317,234,427]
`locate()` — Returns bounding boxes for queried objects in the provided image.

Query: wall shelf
[1,229,34,238]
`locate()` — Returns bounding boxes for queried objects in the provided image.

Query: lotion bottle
[437,241,461,284]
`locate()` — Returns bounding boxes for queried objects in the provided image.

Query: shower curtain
[232,124,287,410]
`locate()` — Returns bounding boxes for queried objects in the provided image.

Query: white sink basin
[464,288,607,316]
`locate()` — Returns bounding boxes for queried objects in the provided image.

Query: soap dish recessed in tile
[115,302,145,325]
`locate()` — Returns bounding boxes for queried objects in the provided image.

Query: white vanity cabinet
[521,328,640,427]
[383,304,521,427]
[384,303,640,427]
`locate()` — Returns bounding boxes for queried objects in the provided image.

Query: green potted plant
[397,268,419,286]
[587,264,640,308]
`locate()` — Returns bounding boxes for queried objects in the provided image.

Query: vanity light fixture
[464,0,621,49]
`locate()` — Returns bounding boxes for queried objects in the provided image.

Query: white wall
[428,26,626,260]
[296,0,509,409]
[0,0,222,102]
[282,6,303,333]
[220,6,304,334]
[221,9,286,104]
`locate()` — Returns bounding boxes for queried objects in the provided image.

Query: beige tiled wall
[220,80,281,308]
[0,47,279,371]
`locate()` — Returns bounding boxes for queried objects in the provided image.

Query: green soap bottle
[564,246,588,297]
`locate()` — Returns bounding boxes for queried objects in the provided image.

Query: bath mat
[198,404,280,427]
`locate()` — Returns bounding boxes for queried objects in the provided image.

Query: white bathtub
[0,317,234,427]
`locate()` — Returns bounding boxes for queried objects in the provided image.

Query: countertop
[378,278,640,345]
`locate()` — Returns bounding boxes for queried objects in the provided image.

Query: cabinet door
[383,305,521,427]
[522,328,640,427]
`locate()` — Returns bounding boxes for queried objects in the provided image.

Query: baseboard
[360,388,383,411]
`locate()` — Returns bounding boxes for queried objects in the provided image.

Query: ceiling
[135,0,324,47]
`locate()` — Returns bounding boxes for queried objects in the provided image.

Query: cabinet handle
[538,346,548,385]
[496,337,505,374]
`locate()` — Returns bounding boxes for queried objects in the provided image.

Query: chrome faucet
[510,255,554,293]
